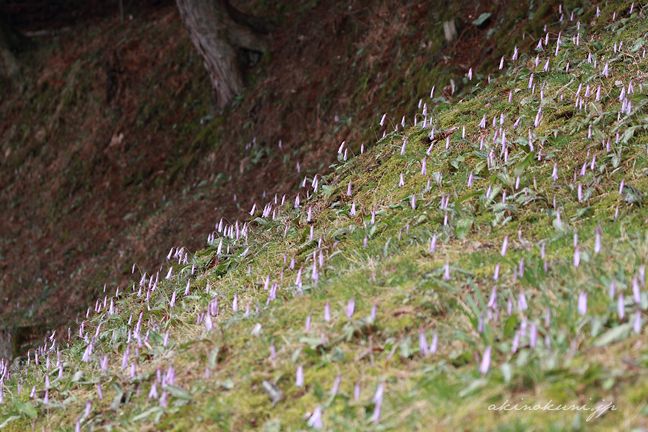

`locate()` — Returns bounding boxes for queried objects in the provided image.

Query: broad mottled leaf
[593,323,633,347]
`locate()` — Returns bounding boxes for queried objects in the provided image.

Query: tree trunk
[176,0,269,110]
[0,15,32,78]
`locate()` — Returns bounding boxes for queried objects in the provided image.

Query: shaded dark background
[1,0,172,30]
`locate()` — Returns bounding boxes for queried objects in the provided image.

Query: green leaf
[454,218,473,239]
[262,380,283,407]
[331,347,345,362]
[399,336,413,358]
[252,217,268,226]
[111,381,124,411]
[382,238,391,258]
[458,378,487,397]
[575,207,594,219]
[631,37,645,53]
[513,152,535,178]
[13,398,37,420]
[620,126,639,145]
[503,316,518,339]
[165,385,191,400]
[70,370,84,383]
[291,348,302,363]
[0,416,20,429]
[458,191,482,203]
[219,378,235,390]
[472,13,491,26]
[496,173,514,188]
[331,228,350,240]
[132,407,164,422]
[208,346,220,370]
[299,336,323,350]
[593,323,633,347]
[622,184,643,206]
[500,363,512,383]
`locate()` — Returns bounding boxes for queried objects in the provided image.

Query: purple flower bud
[487,287,497,308]
[148,382,158,399]
[518,291,528,311]
[372,383,384,405]
[371,302,377,321]
[331,374,341,396]
[419,328,429,356]
[354,381,361,401]
[170,291,176,308]
[429,332,438,353]
[311,263,319,282]
[618,293,625,319]
[307,406,323,429]
[350,201,357,216]
[493,263,500,280]
[511,332,520,353]
[122,346,130,369]
[324,301,331,322]
[444,262,450,280]
[577,291,587,315]
[296,366,304,387]
[429,234,437,253]
[595,226,602,254]
[501,236,509,256]
[530,322,538,348]
[346,299,355,318]
[634,276,641,304]
[204,313,213,331]
[609,281,616,299]
[634,311,642,334]
[573,247,580,267]
[479,345,492,374]
[295,268,303,287]
[209,299,219,316]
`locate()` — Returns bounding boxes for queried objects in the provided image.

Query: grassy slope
[2,0,528,332]
[3,1,648,431]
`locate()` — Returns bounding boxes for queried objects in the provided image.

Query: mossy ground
[3,1,648,431]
